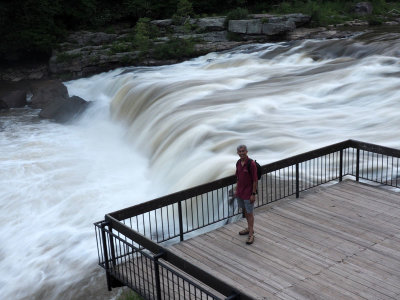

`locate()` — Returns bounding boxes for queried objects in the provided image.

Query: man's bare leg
[245,212,254,236]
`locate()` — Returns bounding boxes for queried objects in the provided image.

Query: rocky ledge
[1,13,317,83]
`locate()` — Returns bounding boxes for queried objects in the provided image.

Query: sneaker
[239,228,249,235]
[246,235,254,245]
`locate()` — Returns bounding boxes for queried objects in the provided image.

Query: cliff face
[1,14,317,82]
[2,10,400,83]
[47,14,314,80]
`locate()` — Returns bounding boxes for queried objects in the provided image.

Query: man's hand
[250,194,256,203]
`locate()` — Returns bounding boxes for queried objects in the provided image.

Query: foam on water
[1,29,400,299]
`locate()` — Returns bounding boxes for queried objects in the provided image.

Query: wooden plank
[114,181,400,299]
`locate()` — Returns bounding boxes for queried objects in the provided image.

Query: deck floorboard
[166,180,400,299]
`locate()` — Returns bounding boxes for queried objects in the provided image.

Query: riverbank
[1,9,399,122]
[2,10,399,84]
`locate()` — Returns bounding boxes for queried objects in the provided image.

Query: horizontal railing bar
[109,177,236,221]
[264,139,352,173]
[349,139,400,158]
[110,140,353,221]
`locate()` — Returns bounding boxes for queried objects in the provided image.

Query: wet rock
[0,90,27,108]
[30,80,69,109]
[39,95,89,123]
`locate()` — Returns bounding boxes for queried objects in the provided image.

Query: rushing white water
[1,28,400,299]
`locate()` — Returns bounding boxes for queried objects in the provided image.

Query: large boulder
[39,95,90,123]
[0,90,27,109]
[30,80,69,109]
[229,17,298,36]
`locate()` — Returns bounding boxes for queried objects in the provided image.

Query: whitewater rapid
[1,27,400,299]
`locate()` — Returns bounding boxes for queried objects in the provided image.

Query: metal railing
[95,139,400,300]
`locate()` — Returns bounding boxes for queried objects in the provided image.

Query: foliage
[133,17,153,53]
[227,31,244,41]
[224,7,249,27]
[226,7,249,20]
[176,0,194,17]
[271,0,355,26]
[0,0,64,59]
[2,0,400,61]
[153,37,196,60]
[56,51,82,62]
[172,0,195,25]
[110,42,132,53]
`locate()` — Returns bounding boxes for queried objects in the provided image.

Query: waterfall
[1,27,400,300]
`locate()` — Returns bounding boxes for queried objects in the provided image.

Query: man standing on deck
[235,145,258,245]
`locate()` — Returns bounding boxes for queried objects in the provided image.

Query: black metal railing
[95,139,400,300]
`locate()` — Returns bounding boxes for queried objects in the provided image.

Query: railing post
[154,251,165,300]
[296,163,299,198]
[339,149,343,182]
[356,148,360,181]
[178,201,184,241]
[100,222,112,291]
[108,225,117,268]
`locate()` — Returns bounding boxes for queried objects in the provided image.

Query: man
[235,144,258,245]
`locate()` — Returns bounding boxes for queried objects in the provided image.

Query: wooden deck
[167,180,400,300]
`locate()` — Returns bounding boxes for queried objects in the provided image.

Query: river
[0,27,399,300]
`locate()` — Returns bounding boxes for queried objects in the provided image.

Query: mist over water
[1,28,400,299]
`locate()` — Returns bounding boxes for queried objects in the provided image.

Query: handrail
[110,139,354,221]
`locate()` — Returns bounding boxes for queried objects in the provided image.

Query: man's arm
[250,160,258,203]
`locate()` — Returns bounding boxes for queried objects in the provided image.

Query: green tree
[133,17,152,53]
[0,0,64,60]
[176,0,194,17]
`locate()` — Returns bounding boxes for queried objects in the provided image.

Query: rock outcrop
[228,14,310,37]
[48,14,312,79]
[0,90,27,109]
[0,79,89,122]
[30,80,89,122]
[3,6,400,83]
[39,94,89,123]
[30,80,69,109]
